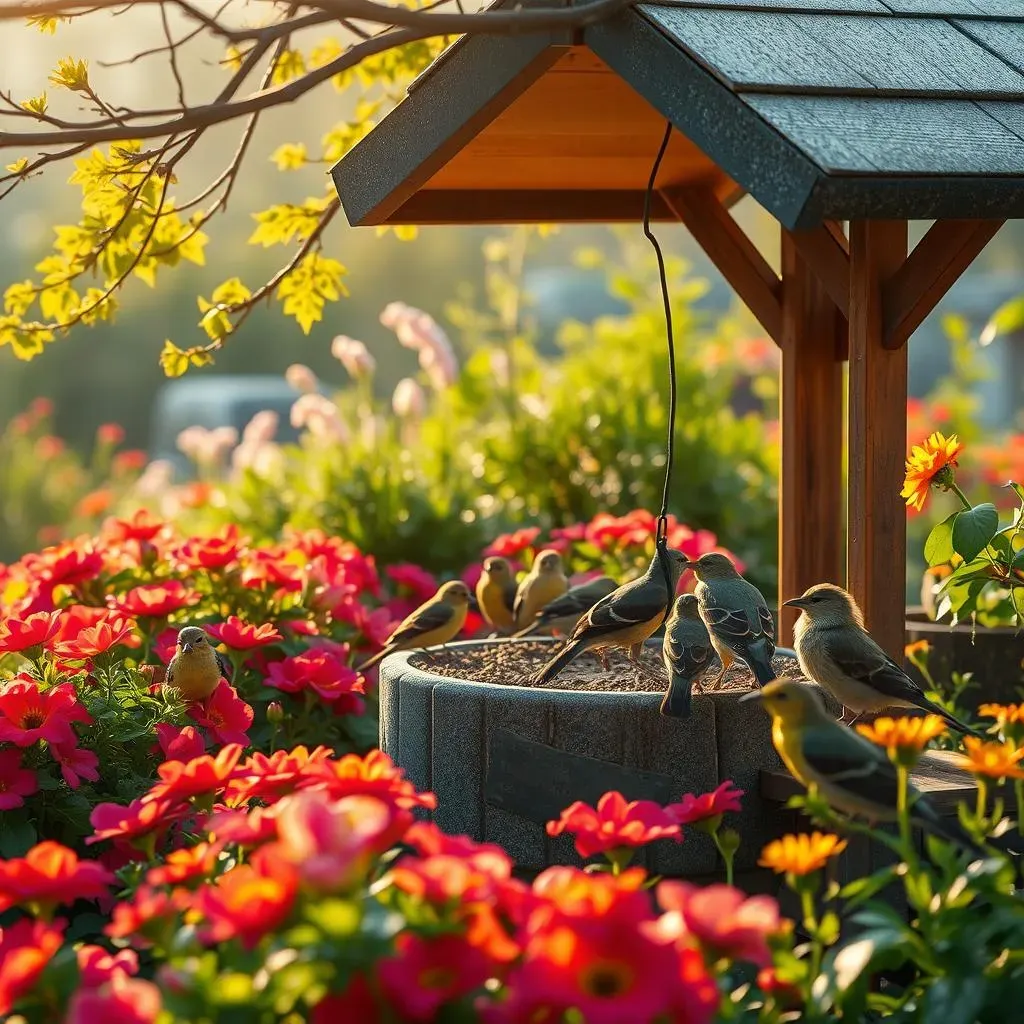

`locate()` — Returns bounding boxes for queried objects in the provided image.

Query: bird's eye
[776,692,788,701]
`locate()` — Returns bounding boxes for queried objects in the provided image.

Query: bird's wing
[825,629,928,705]
[166,657,176,685]
[801,727,901,807]
[215,651,231,680]
[664,631,712,680]
[576,573,667,640]
[758,605,777,645]
[502,580,518,613]
[387,601,455,647]
[537,579,609,622]
[512,575,533,622]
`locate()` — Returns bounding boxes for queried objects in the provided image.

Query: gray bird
[513,576,618,638]
[660,594,714,719]
[532,549,689,687]
[784,583,981,735]
[685,552,776,689]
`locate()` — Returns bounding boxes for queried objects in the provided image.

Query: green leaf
[838,864,899,907]
[981,296,1024,346]
[924,510,959,566]
[0,810,37,857]
[1005,481,1024,506]
[922,976,985,1024]
[951,503,999,562]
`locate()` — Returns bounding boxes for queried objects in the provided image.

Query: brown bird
[357,580,471,671]
[532,549,688,687]
[514,576,618,638]
[475,557,518,633]
[166,625,230,703]
[513,548,569,631]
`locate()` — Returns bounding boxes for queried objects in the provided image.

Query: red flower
[187,682,253,746]
[0,748,37,809]
[667,781,744,828]
[154,723,207,763]
[195,847,298,949]
[25,539,104,589]
[67,975,162,1024]
[0,917,64,1016]
[103,510,167,543]
[50,742,99,790]
[96,423,125,446]
[239,550,305,592]
[112,581,200,619]
[206,616,283,650]
[0,841,115,913]
[545,791,681,860]
[54,618,137,660]
[404,821,511,862]
[312,975,382,1024]
[485,527,541,558]
[77,944,139,987]
[377,932,496,1023]
[145,744,243,805]
[205,804,282,847]
[146,841,221,888]
[0,680,91,747]
[386,563,438,601]
[549,523,587,544]
[301,749,437,812]
[175,526,245,571]
[229,745,334,803]
[265,650,366,708]
[50,606,140,652]
[105,886,189,946]
[586,510,656,550]
[152,627,179,665]
[656,881,782,969]
[0,610,60,653]
[88,797,188,852]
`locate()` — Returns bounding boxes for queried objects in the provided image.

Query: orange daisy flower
[758,833,847,877]
[978,704,1024,728]
[951,737,1024,780]
[901,432,964,512]
[857,715,947,765]
[903,640,931,660]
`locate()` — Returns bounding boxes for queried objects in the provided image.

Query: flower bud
[267,701,284,725]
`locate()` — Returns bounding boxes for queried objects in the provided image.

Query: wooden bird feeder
[332,0,1024,657]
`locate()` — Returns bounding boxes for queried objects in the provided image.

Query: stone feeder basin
[378,636,802,881]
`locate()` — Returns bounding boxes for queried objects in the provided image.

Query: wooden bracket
[882,219,1004,350]
[789,221,850,325]
[660,185,782,344]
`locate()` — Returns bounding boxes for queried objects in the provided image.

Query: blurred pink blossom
[285,364,319,394]
[379,302,458,390]
[392,378,426,419]
[242,411,279,446]
[331,335,376,379]
[175,426,238,466]
[133,460,175,498]
[290,394,348,443]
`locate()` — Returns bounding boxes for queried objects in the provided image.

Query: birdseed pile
[412,640,801,693]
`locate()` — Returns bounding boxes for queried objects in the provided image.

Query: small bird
[532,548,688,687]
[686,552,776,689]
[357,580,471,672]
[784,583,980,735]
[513,549,569,631]
[166,626,230,703]
[742,678,991,856]
[513,576,618,638]
[475,557,518,633]
[660,594,714,719]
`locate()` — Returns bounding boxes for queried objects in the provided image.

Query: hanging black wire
[642,119,677,598]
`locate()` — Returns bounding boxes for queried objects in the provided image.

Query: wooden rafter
[660,185,782,344]
[789,222,851,324]
[882,219,1004,350]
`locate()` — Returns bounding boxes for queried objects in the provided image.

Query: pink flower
[331,335,376,378]
[667,781,744,828]
[285,363,319,394]
[0,610,61,653]
[187,682,253,746]
[76,944,139,987]
[50,742,100,790]
[386,563,438,602]
[0,681,91,748]
[0,749,36,809]
[206,617,283,650]
[154,724,207,763]
[545,791,681,860]
[66,975,162,1024]
[391,378,425,419]
[484,528,541,559]
[265,650,365,709]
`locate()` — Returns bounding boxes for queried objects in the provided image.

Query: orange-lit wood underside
[384,47,739,224]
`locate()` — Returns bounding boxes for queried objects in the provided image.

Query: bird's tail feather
[749,641,778,686]
[934,703,985,740]
[533,639,585,686]
[660,674,693,720]
[356,647,389,673]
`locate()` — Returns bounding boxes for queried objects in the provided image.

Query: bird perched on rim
[784,583,981,736]
[513,576,618,638]
[532,548,688,687]
[742,678,998,856]
[166,626,230,703]
[357,580,471,672]
[660,594,714,720]
[513,549,569,631]
[475,557,518,634]
[686,552,776,689]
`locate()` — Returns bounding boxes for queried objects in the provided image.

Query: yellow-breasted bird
[660,593,714,719]
[513,549,569,631]
[532,548,688,687]
[166,626,230,703]
[741,678,993,856]
[513,576,618,638]
[476,557,518,634]
[686,552,777,689]
[357,580,471,671]
[784,583,981,736]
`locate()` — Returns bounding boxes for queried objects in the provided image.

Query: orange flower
[950,737,1024,779]
[545,791,681,860]
[0,841,115,914]
[856,715,947,760]
[0,917,65,1015]
[901,431,964,512]
[904,640,931,659]
[978,704,1024,728]
[759,833,847,877]
[145,842,222,888]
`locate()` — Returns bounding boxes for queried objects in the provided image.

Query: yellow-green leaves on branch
[270,144,308,171]
[277,254,347,335]
[249,196,335,248]
[160,340,215,378]
[48,57,90,92]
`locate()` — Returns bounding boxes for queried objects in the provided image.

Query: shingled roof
[332,0,1024,229]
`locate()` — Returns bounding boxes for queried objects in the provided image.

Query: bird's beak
[782,597,807,609]
[738,689,764,704]
[181,642,192,654]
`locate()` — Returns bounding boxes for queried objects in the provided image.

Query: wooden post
[778,231,846,646]
[848,221,908,658]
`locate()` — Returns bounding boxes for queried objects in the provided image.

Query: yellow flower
[901,431,964,512]
[759,833,848,877]
[857,715,947,761]
[951,737,1024,780]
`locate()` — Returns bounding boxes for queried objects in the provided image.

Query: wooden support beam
[848,221,908,660]
[778,231,846,646]
[788,221,851,324]
[883,219,1003,349]
[661,185,782,344]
